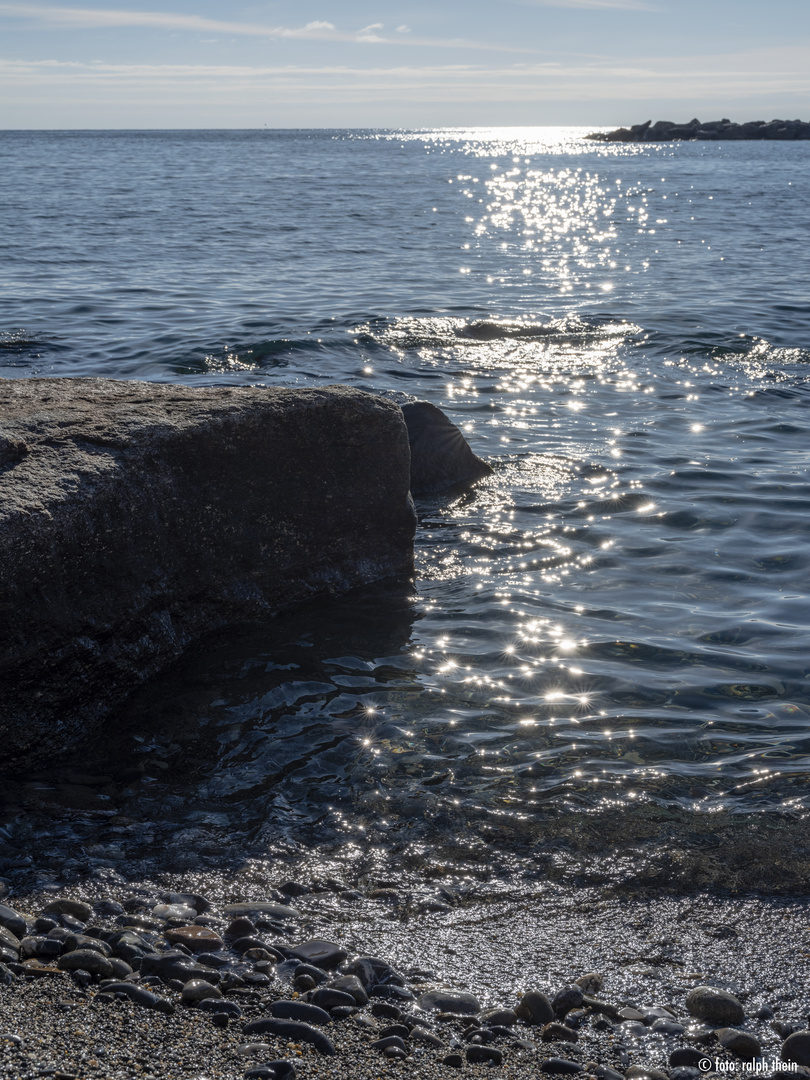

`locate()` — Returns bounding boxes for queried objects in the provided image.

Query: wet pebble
[517,991,555,1026]
[418,990,481,1014]
[685,986,744,1026]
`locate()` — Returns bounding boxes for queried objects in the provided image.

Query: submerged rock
[0,379,415,768]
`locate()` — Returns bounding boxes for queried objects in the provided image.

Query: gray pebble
[782,1031,810,1066]
[418,990,481,1014]
[685,986,744,1026]
[543,1022,578,1043]
[625,1067,670,1080]
[717,1028,761,1061]
[516,991,555,1026]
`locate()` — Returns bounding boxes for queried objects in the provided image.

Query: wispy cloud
[2,45,807,100]
[0,4,539,53]
[510,0,657,10]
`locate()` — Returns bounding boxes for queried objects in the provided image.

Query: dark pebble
[97,981,174,1014]
[199,998,242,1018]
[295,963,328,984]
[670,1048,706,1068]
[379,1025,410,1040]
[271,1000,331,1026]
[553,985,584,1018]
[242,1019,335,1055]
[0,904,26,941]
[212,1013,230,1029]
[289,939,347,969]
[327,975,368,1005]
[782,1031,810,1066]
[541,1058,583,1074]
[543,1022,578,1043]
[466,1045,503,1064]
[442,1054,464,1068]
[670,1069,702,1080]
[371,1036,408,1052]
[370,1002,401,1020]
[313,987,356,1011]
[370,984,413,1001]
[516,991,555,1026]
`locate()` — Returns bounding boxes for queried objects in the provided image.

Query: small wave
[0,330,66,354]
[357,314,641,350]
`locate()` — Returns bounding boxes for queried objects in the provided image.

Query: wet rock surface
[0,378,415,768]
[587,117,810,141]
[0,879,808,1079]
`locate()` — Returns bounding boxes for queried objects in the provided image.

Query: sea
[1,127,809,897]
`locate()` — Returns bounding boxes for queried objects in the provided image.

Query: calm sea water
[1,128,809,889]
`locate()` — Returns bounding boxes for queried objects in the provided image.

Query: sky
[1,0,809,128]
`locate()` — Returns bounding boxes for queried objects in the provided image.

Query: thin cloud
[0,4,540,53]
[510,0,657,10]
[397,25,411,33]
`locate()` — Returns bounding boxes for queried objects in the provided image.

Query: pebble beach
[3,873,810,1080]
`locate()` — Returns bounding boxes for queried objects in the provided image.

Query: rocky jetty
[586,118,810,142]
[0,379,416,769]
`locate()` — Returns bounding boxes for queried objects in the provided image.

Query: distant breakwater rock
[0,379,417,769]
[587,117,810,142]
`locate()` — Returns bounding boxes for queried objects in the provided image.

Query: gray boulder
[402,400,492,494]
[0,379,415,768]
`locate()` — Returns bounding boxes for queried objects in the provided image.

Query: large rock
[0,378,415,767]
[587,117,810,142]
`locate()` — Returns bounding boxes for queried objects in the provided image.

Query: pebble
[685,986,745,1025]
[782,1031,810,1066]
[42,899,93,922]
[0,903,26,940]
[481,1008,518,1026]
[327,975,368,1005]
[717,1027,761,1060]
[553,984,585,1017]
[164,925,224,952]
[57,949,113,977]
[418,990,481,1014]
[97,981,174,1013]
[443,1053,464,1068]
[543,1021,578,1043]
[626,1067,669,1080]
[312,987,357,1011]
[669,1049,706,1068]
[516,991,555,1025]
[223,903,300,921]
[241,1018,336,1055]
[181,979,222,1004]
[271,1000,331,1025]
[199,997,242,1017]
[466,1045,503,1064]
[540,1058,582,1073]
[289,939,347,969]
[371,1035,408,1052]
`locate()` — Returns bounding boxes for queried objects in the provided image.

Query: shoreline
[2,872,810,1079]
